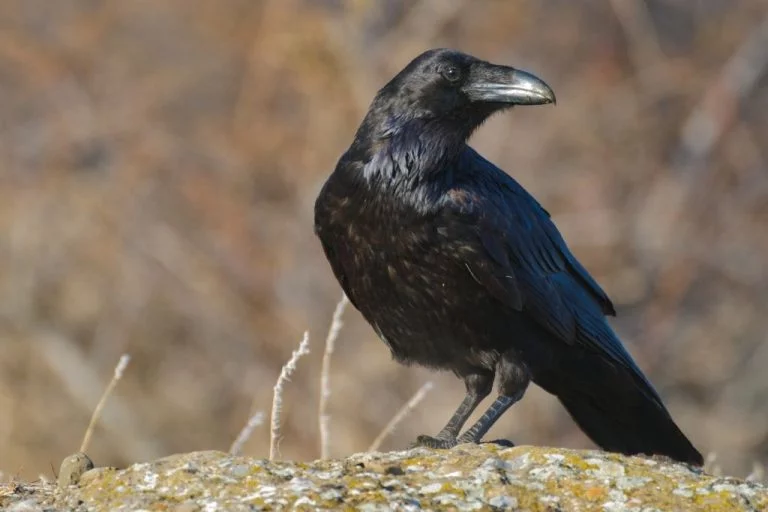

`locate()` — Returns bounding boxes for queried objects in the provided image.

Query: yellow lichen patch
[584,485,608,501]
[562,452,600,471]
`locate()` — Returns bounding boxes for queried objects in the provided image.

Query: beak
[463,66,556,106]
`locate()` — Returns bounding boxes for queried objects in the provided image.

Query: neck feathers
[333,117,467,216]
[351,116,468,183]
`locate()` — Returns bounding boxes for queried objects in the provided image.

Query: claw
[411,434,458,449]
[482,438,515,448]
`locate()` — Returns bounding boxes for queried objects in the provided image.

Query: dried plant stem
[368,381,434,452]
[318,294,349,459]
[746,461,765,483]
[80,354,131,453]
[229,410,265,455]
[704,452,722,477]
[270,332,310,460]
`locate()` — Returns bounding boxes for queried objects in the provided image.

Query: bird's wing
[314,215,364,314]
[317,232,351,297]
[442,154,649,377]
[314,176,361,311]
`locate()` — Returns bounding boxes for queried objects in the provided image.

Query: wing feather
[442,151,652,389]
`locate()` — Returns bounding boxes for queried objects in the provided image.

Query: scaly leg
[413,371,493,449]
[457,354,530,444]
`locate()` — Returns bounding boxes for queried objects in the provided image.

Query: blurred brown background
[1,0,767,480]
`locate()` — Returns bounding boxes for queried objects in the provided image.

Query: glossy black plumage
[314,49,702,464]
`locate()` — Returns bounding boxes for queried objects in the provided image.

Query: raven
[314,48,702,465]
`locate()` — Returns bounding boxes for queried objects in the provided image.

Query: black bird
[314,48,702,465]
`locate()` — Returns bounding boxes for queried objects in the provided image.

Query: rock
[57,453,94,488]
[1,444,766,510]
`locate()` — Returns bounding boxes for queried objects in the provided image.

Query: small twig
[80,354,131,453]
[229,410,265,455]
[270,332,310,460]
[368,381,434,452]
[318,294,349,459]
[30,329,158,460]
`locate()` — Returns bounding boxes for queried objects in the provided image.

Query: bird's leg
[456,355,530,445]
[413,371,493,449]
[455,394,520,444]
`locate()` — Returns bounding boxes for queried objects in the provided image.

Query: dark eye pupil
[444,67,459,81]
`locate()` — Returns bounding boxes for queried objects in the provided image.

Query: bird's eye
[441,66,461,83]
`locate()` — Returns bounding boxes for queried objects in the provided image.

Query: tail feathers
[542,352,703,465]
[559,392,702,465]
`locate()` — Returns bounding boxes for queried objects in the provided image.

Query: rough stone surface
[1,444,765,511]
[57,452,95,489]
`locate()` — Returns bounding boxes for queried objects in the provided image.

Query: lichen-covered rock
[2,444,766,511]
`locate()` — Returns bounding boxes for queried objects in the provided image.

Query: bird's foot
[411,434,458,449]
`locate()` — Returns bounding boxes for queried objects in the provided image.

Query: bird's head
[368,48,556,141]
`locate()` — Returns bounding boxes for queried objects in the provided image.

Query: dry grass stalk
[229,410,265,456]
[318,294,349,459]
[79,354,131,454]
[746,461,765,483]
[270,332,310,460]
[704,452,723,477]
[368,381,434,452]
